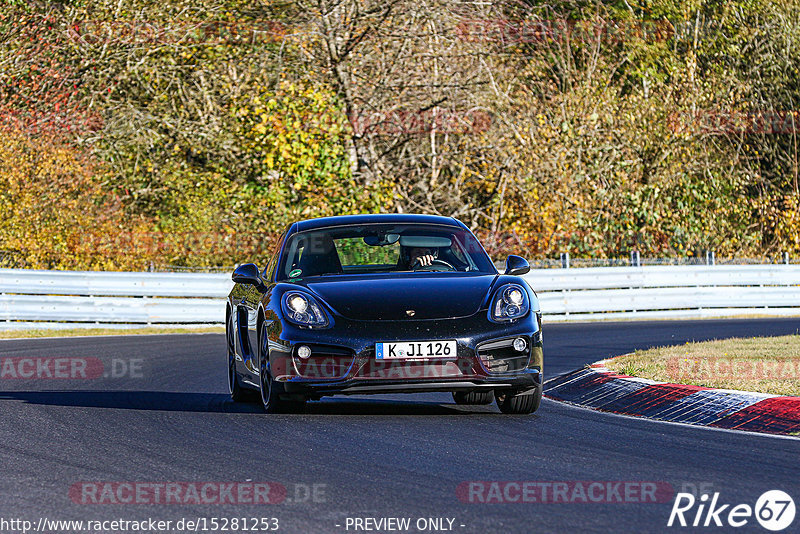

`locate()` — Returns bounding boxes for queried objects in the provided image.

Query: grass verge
[0,326,224,339]
[604,335,800,396]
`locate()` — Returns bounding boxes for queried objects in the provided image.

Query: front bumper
[265,311,543,398]
[283,374,541,397]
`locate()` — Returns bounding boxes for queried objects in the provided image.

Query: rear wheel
[258,322,305,414]
[228,358,252,403]
[452,390,494,405]
[495,386,541,414]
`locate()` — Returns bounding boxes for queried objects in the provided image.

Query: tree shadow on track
[0,390,492,415]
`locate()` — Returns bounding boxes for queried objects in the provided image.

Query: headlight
[490,284,530,322]
[282,292,329,327]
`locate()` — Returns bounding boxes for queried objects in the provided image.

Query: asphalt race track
[1,318,799,533]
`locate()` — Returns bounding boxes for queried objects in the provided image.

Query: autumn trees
[1,0,799,269]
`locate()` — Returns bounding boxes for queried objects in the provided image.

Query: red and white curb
[544,360,800,436]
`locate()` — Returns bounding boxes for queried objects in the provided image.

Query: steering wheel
[412,258,456,272]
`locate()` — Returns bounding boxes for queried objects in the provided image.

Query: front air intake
[477,337,531,374]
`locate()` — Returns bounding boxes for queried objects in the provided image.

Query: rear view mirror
[364,233,400,246]
[505,255,530,276]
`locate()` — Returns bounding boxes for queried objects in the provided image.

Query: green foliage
[237,81,383,226]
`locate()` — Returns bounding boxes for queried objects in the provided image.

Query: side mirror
[232,263,262,287]
[504,255,530,276]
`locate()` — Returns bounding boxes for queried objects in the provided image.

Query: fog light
[297,345,312,359]
[512,337,527,352]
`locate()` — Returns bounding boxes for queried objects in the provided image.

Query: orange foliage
[0,127,148,269]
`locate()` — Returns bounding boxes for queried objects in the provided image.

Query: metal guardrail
[0,269,232,326]
[0,265,799,328]
[0,269,232,297]
[527,265,800,321]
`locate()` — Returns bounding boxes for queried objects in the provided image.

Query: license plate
[375,340,457,360]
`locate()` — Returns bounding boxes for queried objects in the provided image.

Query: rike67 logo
[668,490,795,531]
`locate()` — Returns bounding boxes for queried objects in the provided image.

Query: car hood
[303,274,497,321]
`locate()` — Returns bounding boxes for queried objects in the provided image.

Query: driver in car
[402,246,437,269]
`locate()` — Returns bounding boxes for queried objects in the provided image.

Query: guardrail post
[630,251,640,267]
[705,250,715,266]
[560,252,570,269]
[784,252,790,265]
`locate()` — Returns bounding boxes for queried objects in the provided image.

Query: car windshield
[277,223,496,280]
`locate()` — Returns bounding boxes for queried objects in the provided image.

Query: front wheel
[259,356,283,413]
[258,323,305,414]
[495,386,541,414]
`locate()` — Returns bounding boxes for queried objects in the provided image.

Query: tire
[227,312,251,403]
[495,386,541,414]
[453,390,494,405]
[228,358,253,403]
[258,322,305,414]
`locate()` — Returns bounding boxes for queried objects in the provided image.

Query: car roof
[294,214,465,232]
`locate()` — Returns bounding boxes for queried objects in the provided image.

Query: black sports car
[226,214,543,414]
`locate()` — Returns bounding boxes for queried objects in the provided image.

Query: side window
[450,239,467,263]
